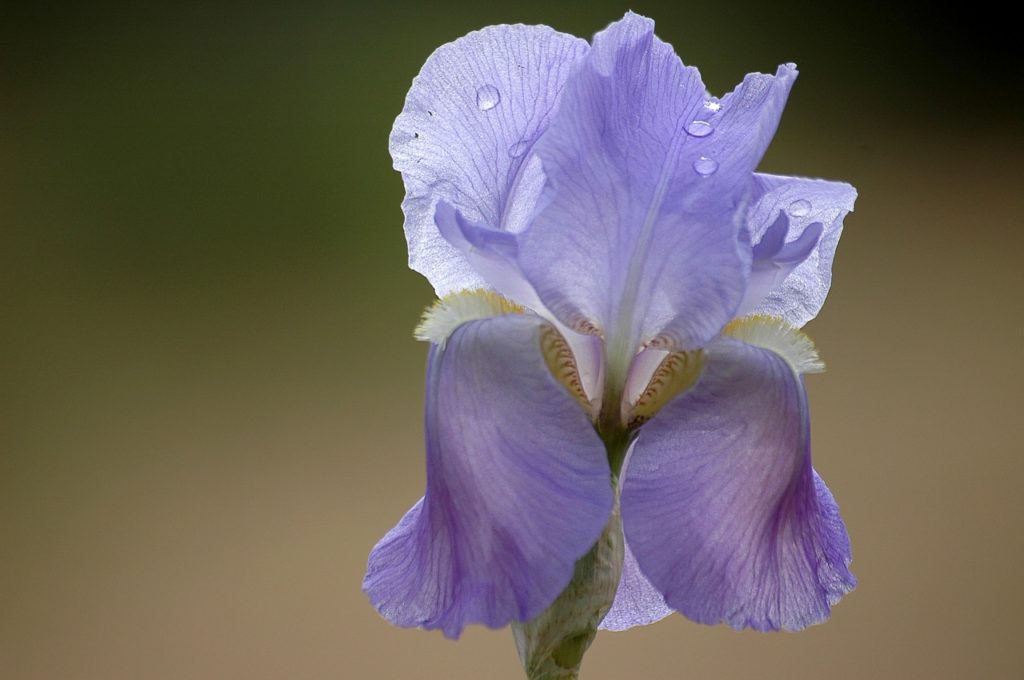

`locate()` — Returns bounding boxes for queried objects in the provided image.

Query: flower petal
[621,338,855,631]
[392,24,588,296]
[363,314,613,638]
[599,444,674,632]
[742,174,857,326]
[518,13,797,354]
[433,200,543,313]
[599,540,674,631]
[735,211,824,319]
[434,200,605,401]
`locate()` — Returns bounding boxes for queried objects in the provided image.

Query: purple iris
[364,12,856,640]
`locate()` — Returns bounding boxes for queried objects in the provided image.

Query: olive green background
[2,2,1022,678]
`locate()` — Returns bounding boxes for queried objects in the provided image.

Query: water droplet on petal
[788,199,812,217]
[476,84,501,111]
[508,139,531,158]
[685,120,713,137]
[703,99,721,113]
[693,156,719,176]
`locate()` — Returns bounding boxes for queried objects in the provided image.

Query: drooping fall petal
[621,337,855,631]
[364,314,613,638]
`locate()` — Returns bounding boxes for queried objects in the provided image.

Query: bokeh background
[3,1,1022,678]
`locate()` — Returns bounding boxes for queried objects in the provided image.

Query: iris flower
[364,10,856,653]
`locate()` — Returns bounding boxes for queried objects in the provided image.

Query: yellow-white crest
[724,315,825,375]
[414,289,524,348]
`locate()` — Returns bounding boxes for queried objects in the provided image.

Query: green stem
[512,344,638,679]
[511,503,624,680]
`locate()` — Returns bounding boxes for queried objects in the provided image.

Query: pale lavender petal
[735,212,824,319]
[743,174,857,326]
[691,64,799,204]
[434,200,540,310]
[621,338,855,631]
[600,540,674,631]
[623,347,669,406]
[363,315,612,639]
[750,211,790,261]
[519,12,797,353]
[434,201,604,400]
[601,444,674,632]
[391,24,588,296]
[775,222,824,264]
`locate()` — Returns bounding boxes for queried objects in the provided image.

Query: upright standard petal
[621,338,855,631]
[519,13,797,357]
[742,174,857,326]
[734,211,824,319]
[363,314,613,639]
[391,24,588,296]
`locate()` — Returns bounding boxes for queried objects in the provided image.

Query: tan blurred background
[2,1,1022,678]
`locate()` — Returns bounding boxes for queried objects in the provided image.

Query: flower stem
[511,503,624,680]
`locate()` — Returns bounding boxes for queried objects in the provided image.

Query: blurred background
[2,1,1022,678]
